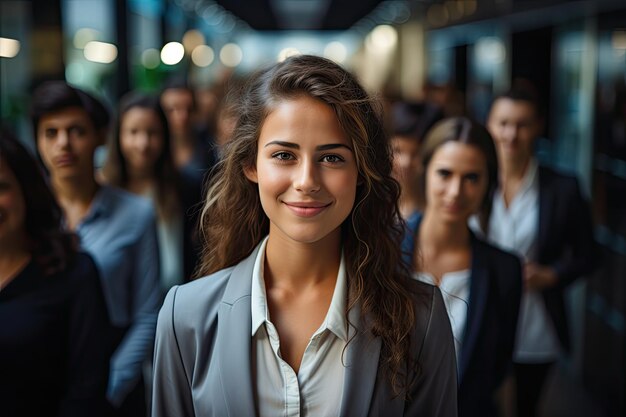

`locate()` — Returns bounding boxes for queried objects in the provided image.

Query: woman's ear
[244,165,258,183]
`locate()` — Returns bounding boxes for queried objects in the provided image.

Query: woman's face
[119,107,165,176]
[245,95,359,246]
[391,135,422,189]
[0,158,26,246]
[425,141,488,224]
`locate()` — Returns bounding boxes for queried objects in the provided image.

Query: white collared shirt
[413,269,471,365]
[251,237,347,417]
[486,159,561,362]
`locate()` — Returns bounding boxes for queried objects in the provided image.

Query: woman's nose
[293,159,320,193]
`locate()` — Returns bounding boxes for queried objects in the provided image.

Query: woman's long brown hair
[103,92,181,220]
[196,55,417,395]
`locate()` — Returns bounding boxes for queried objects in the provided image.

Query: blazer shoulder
[474,237,522,270]
[473,237,523,295]
[539,166,583,194]
[407,280,452,354]
[163,266,235,332]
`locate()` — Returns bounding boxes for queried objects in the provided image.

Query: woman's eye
[272,151,294,161]
[466,173,480,183]
[437,169,451,178]
[321,154,344,163]
[69,126,85,136]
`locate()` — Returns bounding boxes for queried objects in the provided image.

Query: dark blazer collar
[215,240,385,417]
[458,233,490,382]
[537,166,554,259]
[407,215,489,383]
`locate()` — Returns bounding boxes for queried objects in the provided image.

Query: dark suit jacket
[152,242,458,417]
[535,166,596,351]
[403,214,522,417]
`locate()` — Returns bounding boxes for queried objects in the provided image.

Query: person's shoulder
[102,185,155,216]
[473,236,522,270]
[63,252,104,295]
[406,279,438,329]
[405,211,423,232]
[406,280,452,359]
[538,165,581,191]
[162,266,235,329]
[68,251,99,275]
[100,185,156,230]
[472,236,522,299]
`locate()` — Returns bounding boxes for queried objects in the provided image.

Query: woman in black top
[0,131,110,417]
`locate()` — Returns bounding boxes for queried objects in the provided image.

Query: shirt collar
[495,158,539,203]
[250,237,348,342]
[519,158,539,196]
[251,237,270,336]
[65,185,111,231]
[84,185,113,221]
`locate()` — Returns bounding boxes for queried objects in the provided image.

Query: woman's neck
[264,230,342,292]
[500,155,531,184]
[52,175,99,205]
[51,175,99,230]
[398,184,423,219]
[126,173,155,196]
[419,209,469,252]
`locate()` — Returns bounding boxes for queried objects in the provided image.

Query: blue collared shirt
[76,185,161,406]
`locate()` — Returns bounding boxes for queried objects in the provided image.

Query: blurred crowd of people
[0,55,595,417]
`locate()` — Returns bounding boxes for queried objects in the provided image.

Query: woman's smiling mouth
[283,201,332,217]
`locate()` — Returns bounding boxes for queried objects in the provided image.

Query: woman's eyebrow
[264,140,352,152]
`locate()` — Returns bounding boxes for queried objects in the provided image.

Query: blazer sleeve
[406,285,458,417]
[152,286,195,417]
[551,177,597,289]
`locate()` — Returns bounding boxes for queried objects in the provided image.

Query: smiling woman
[244,95,358,245]
[152,55,458,417]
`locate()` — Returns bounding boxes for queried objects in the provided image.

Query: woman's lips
[283,201,331,217]
[54,154,77,167]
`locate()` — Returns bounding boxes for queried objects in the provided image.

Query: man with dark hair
[482,87,596,417]
[31,81,161,417]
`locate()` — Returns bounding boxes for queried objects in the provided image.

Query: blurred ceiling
[215,0,386,30]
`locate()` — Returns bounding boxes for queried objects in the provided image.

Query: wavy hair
[103,92,181,220]
[0,129,78,276]
[420,117,499,233]
[196,55,417,394]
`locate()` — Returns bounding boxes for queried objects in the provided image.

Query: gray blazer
[152,244,458,417]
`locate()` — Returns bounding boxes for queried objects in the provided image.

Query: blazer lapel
[216,247,261,417]
[339,306,382,417]
[458,234,490,382]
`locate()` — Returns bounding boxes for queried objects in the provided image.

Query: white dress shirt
[485,159,561,363]
[414,269,471,364]
[251,237,347,417]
